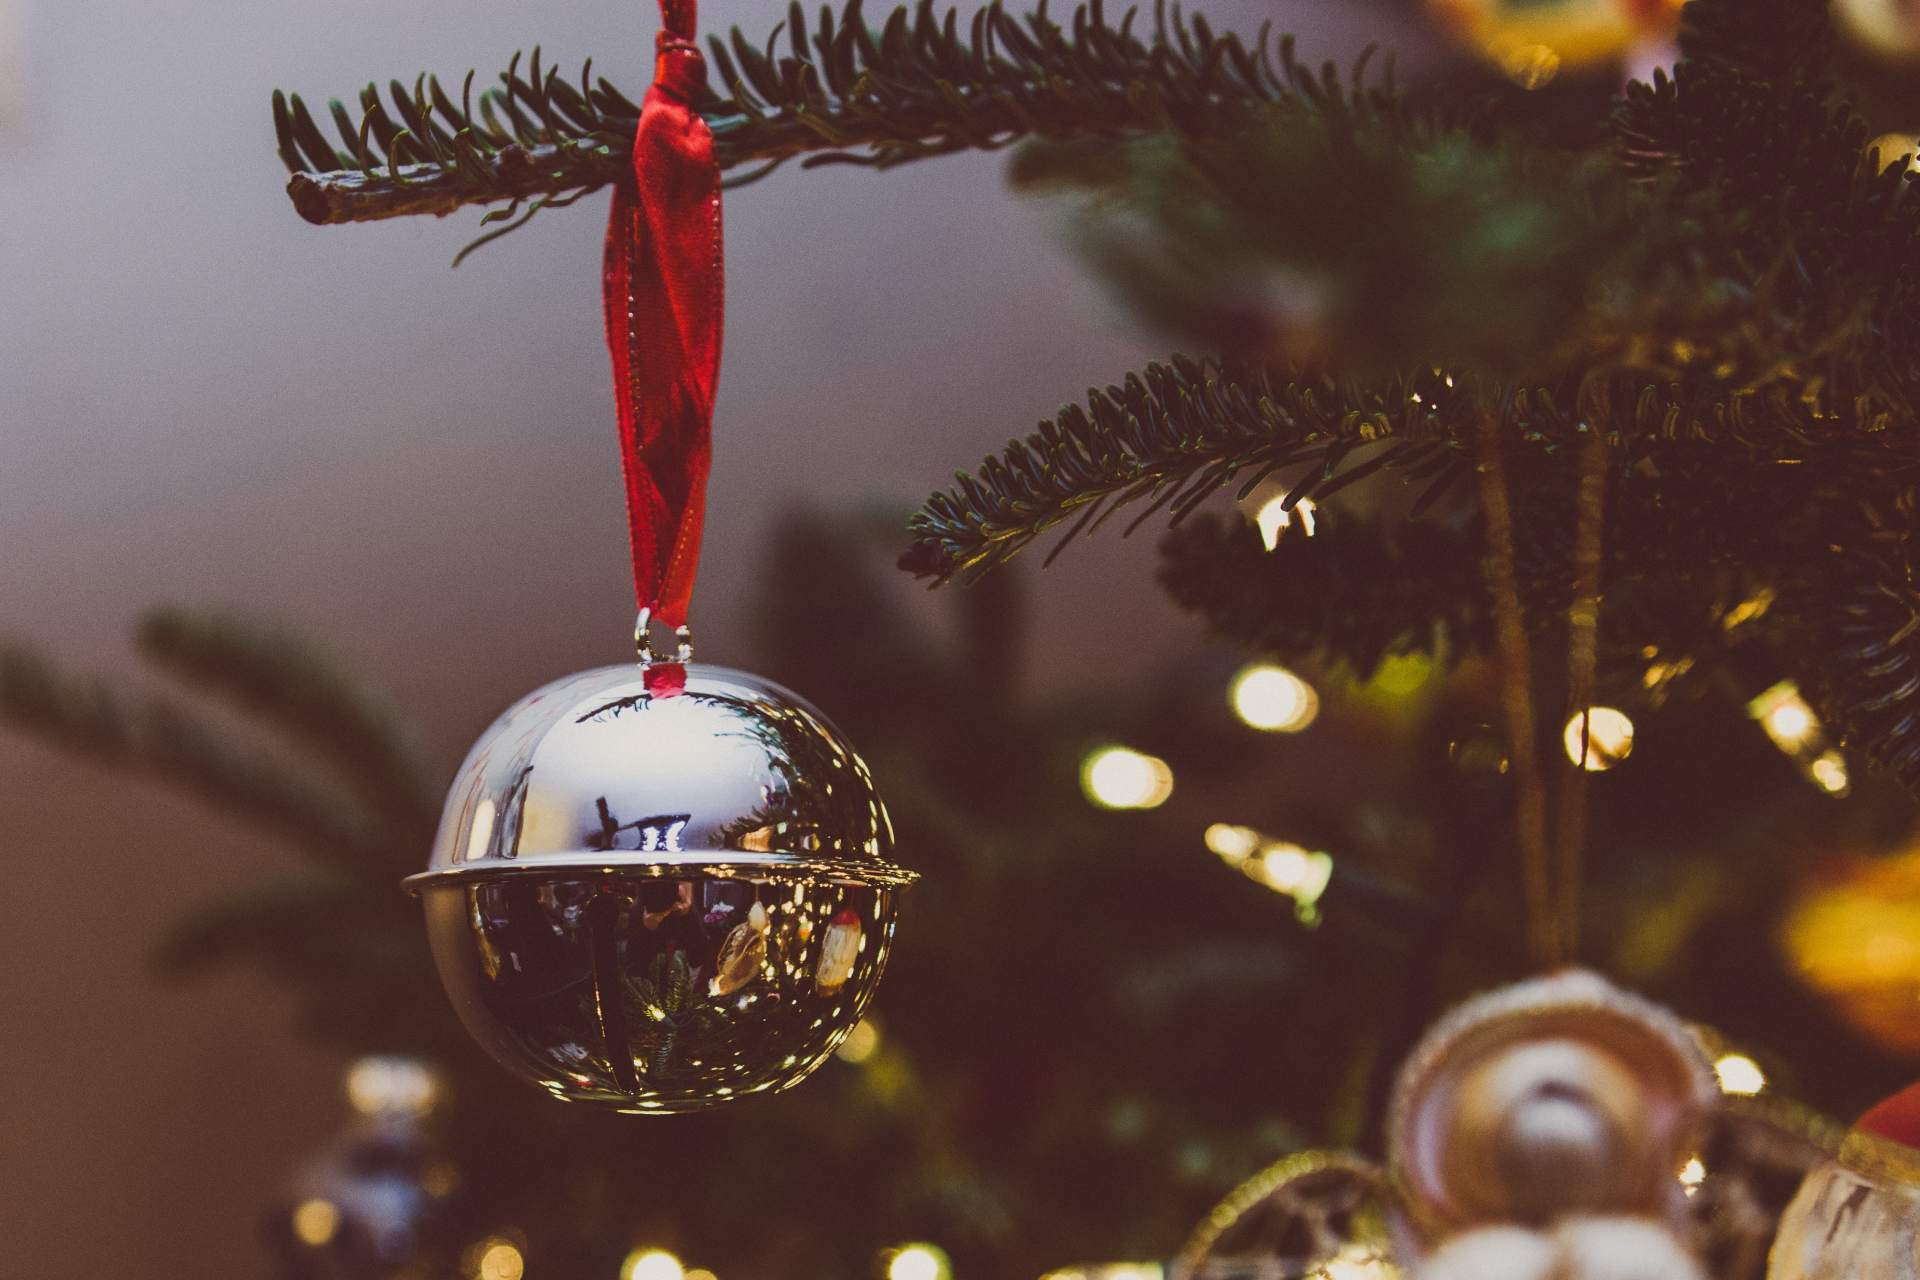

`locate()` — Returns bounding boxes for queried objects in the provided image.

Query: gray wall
[0,1,1394,1275]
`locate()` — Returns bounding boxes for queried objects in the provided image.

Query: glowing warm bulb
[346,1056,440,1117]
[1230,663,1319,732]
[685,1272,718,1280]
[1081,747,1173,810]
[291,1198,340,1247]
[1563,707,1634,771]
[1749,682,1822,753]
[1204,823,1261,862]
[1679,1156,1706,1197]
[1811,750,1851,796]
[1039,1268,1164,1280]
[887,1245,951,1280]
[1255,495,1317,549]
[1714,1053,1766,1096]
[624,1249,685,1280]
[835,1018,881,1065]
[478,1242,525,1280]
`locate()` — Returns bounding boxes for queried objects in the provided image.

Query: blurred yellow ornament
[1429,0,1681,82]
[1837,0,1920,59]
[1784,843,1920,1056]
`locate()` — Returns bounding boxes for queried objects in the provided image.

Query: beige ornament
[1390,970,1718,1239]
[1769,1132,1920,1280]
[1417,1217,1702,1280]
[1417,1225,1559,1280]
[1554,1216,1705,1280]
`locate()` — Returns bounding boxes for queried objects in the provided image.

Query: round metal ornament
[407,659,915,1112]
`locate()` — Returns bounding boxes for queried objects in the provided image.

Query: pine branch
[137,606,435,837]
[1158,508,1485,678]
[0,639,391,876]
[275,0,1350,232]
[901,355,1468,583]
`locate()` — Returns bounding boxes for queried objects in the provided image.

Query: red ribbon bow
[602,0,723,656]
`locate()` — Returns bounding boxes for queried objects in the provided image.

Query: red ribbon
[603,0,722,640]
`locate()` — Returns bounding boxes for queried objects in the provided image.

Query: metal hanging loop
[634,607,695,667]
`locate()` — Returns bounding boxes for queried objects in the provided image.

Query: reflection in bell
[408,664,916,1112]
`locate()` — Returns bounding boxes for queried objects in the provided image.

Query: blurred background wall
[0,1,1399,1275]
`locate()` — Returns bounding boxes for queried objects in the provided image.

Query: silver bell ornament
[407,660,916,1112]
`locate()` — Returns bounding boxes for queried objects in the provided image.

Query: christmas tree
[14,0,1920,1275]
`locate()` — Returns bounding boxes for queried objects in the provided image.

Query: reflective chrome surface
[424,873,897,1109]
[413,664,909,886]
[413,664,913,1108]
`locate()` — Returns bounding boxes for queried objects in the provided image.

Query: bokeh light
[1081,747,1174,810]
[1679,1155,1707,1197]
[835,1018,881,1065]
[623,1248,685,1280]
[1714,1053,1766,1096]
[346,1055,441,1117]
[477,1240,525,1280]
[1038,1267,1164,1280]
[1230,663,1319,732]
[1255,494,1316,549]
[1205,824,1335,923]
[291,1198,340,1247]
[1563,706,1634,771]
[886,1244,951,1280]
[1810,751,1851,796]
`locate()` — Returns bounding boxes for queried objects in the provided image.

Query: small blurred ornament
[1768,1082,1920,1279]
[1781,841,1920,1057]
[1175,1151,1396,1277]
[815,905,864,995]
[1428,0,1682,85]
[411,664,915,1112]
[1835,0,1920,60]
[709,900,769,996]
[270,1056,460,1280]
[1388,970,1716,1241]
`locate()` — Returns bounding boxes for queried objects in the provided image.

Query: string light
[1714,1053,1766,1096]
[291,1199,340,1247]
[835,1018,881,1064]
[1810,751,1850,796]
[1562,706,1634,771]
[1230,663,1319,733]
[1679,1156,1707,1197]
[1255,495,1317,549]
[623,1249,685,1280]
[1746,681,1851,796]
[886,1244,951,1280]
[1081,747,1174,810]
[1205,823,1334,924]
[1038,1267,1163,1280]
[345,1055,440,1117]
[1749,682,1820,754]
[477,1241,525,1280]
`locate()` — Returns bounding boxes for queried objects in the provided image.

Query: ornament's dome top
[407,664,912,889]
